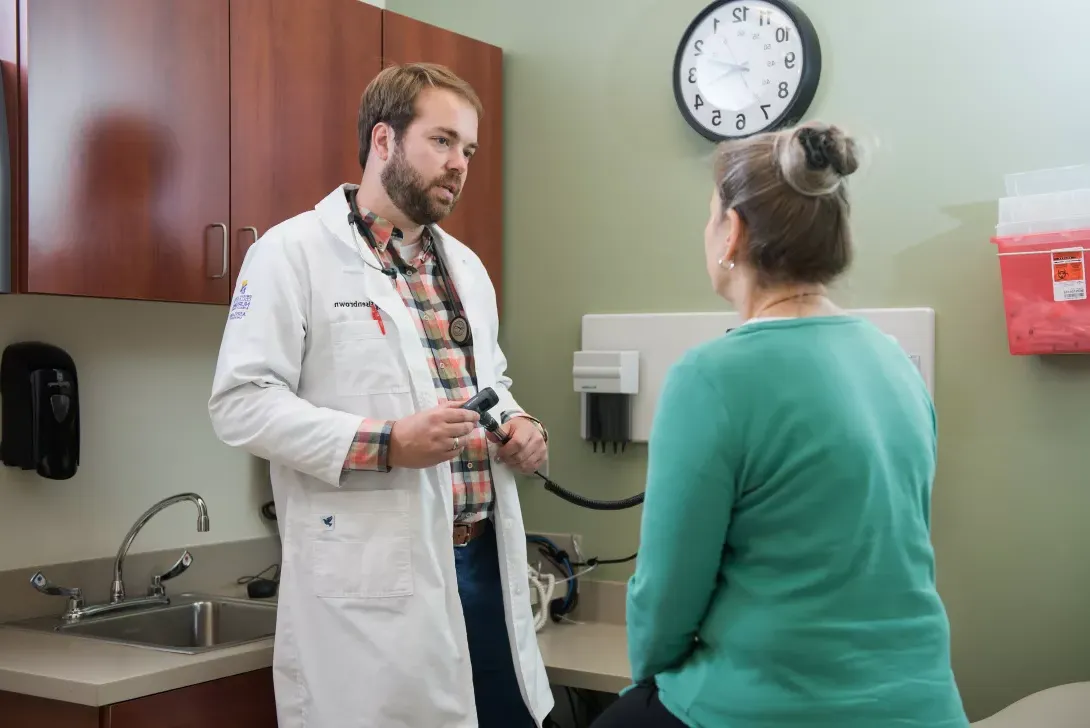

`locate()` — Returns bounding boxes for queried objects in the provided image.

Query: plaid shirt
[341,193,543,523]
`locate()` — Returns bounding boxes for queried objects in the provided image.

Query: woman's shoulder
[673,318,809,371]
[660,334,759,408]
[667,314,911,397]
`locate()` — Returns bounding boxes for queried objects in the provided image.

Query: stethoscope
[346,199,472,347]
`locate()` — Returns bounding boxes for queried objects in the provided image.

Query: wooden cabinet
[382,11,505,310]
[0,0,19,293]
[1,2,503,306]
[4,0,383,304]
[229,0,382,286]
[17,0,232,303]
[0,667,277,727]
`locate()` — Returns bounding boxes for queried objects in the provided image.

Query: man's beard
[380,145,461,226]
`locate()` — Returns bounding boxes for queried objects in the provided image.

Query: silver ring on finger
[451,436,461,451]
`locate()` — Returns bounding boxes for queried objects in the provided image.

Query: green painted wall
[389,0,1090,720]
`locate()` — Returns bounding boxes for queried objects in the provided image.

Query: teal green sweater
[626,316,968,728]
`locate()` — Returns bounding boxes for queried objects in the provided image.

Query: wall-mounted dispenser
[572,350,639,453]
[1,342,80,480]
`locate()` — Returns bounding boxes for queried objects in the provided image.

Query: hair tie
[797,127,843,175]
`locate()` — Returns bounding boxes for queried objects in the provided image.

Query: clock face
[673,0,822,142]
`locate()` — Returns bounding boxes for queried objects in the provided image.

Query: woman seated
[591,123,969,728]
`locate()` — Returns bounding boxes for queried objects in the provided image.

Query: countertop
[0,625,274,706]
[538,621,630,694]
[0,616,630,706]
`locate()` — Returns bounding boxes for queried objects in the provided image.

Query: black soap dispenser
[0,342,80,480]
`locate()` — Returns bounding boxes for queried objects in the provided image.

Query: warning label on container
[1052,249,1086,302]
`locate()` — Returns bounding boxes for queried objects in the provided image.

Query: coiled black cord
[477,408,645,512]
[533,470,644,511]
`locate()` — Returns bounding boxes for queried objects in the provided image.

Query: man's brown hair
[357,62,484,170]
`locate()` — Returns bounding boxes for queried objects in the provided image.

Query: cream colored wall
[389,0,1090,721]
[0,295,273,572]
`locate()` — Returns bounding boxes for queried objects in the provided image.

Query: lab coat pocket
[330,319,409,396]
[308,490,413,600]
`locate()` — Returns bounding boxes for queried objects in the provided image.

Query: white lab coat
[208,185,554,728]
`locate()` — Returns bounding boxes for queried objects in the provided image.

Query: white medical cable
[553,563,598,586]
[527,563,556,632]
[572,534,586,566]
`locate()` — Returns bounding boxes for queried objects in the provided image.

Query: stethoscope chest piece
[449,315,472,346]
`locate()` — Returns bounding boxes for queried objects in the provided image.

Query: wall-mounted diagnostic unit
[572,350,639,451]
[574,308,935,446]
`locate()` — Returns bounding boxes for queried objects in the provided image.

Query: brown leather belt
[453,519,488,547]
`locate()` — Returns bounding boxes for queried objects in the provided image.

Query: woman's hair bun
[777,123,859,197]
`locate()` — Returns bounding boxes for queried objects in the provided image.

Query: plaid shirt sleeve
[343,418,394,472]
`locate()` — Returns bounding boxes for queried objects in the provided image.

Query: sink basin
[6,593,277,654]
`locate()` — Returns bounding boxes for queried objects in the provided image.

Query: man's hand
[389,400,480,469]
[493,417,547,474]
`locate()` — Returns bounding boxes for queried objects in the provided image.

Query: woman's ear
[722,208,745,265]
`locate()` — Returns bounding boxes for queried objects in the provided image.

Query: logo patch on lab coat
[321,515,335,530]
[228,280,251,321]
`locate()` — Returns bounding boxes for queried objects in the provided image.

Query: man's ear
[371,122,392,163]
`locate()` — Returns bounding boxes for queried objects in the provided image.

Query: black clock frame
[672,0,822,142]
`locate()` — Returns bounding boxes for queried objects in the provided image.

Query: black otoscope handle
[460,387,510,443]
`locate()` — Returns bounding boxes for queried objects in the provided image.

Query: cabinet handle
[210,223,228,279]
[242,226,259,247]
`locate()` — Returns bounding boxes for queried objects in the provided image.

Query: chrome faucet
[31,492,210,622]
[111,492,209,602]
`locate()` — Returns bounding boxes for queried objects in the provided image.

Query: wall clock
[672,0,822,142]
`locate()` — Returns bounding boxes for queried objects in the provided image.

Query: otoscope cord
[532,469,644,511]
[481,411,644,512]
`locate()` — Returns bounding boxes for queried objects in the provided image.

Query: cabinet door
[102,668,277,727]
[230,0,383,288]
[381,12,505,311]
[1,0,20,294]
[20,0,231,303]
[0,690,100,728]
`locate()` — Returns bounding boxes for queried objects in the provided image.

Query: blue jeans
[455,519,538,728]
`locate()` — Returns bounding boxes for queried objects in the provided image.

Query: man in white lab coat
[208,63,554,728]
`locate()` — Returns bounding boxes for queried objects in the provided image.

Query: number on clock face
[677,0,808,139]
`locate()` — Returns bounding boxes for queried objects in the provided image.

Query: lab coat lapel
[430,227,489,350]
[314,187,432,405]
[315,187,412,327]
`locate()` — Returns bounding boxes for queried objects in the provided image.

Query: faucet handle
[30,571,82,599]
[30,571,84,616]
[147,550,193,597]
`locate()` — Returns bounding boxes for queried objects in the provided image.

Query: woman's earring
[718,257,735,270]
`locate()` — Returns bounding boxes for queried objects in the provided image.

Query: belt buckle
[453,523,471,548]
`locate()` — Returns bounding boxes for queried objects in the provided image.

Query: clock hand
[704,56,749,73]
[708,66,743,86]
[737,69,759,105]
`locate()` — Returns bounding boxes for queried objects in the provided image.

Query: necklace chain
[752,291,824,319]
